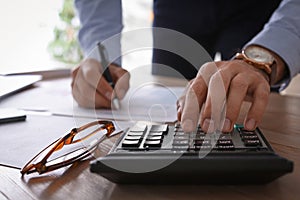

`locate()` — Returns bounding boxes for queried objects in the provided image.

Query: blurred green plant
[48,0,83,64]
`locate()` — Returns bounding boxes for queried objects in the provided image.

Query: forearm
[74,0,123,65]
[247,0,300,91]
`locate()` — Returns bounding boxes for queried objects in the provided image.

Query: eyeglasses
[21,120,116,176]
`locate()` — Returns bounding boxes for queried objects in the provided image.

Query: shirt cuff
[247,26,300,91]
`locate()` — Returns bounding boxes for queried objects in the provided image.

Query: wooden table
[0,76,300,200]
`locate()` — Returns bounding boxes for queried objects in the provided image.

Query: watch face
[244,46,274,64]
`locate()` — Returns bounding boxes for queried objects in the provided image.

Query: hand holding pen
[71,44,130,109]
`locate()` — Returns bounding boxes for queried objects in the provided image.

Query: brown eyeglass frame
[21,120,115,176]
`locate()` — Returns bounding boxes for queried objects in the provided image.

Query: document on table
[72,84,185,122]
[0,78,185,123]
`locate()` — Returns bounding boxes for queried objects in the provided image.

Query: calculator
[90,122,293,184]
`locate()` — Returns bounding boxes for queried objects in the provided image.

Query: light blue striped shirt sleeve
[248,0,300,91]
[74,0,123,66]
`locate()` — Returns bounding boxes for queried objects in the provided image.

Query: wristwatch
[234,45,276,84]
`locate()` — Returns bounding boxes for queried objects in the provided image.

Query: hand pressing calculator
[90,122,293,184]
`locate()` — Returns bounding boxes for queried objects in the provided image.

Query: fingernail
[202,118,214,133]
[105,91,113,100]
[245,119,256,130]
[177,108,182,121]
[182,119,195,133]
[223,118,231,132]
[118,89,126,99]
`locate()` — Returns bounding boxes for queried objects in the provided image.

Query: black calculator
[90,122,293,184]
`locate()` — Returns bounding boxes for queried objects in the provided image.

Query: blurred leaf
[48,0,83,64]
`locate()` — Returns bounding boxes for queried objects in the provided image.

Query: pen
[97,42,120,110]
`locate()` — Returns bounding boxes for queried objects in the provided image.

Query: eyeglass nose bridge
[64,128,78,145]
[52,128,78,152]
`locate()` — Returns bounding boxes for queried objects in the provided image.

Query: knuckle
[81,88,93,97]
[256,88,269,99]
[84,58,100,67]
[198,62,218,77]
[190,78,204,92]
[72,66,83,82]
[119,71,131,83]
[226,108,239,121]
[209,72,226,88]
[111,65,129,76]
[71,66,79,77]
[84,67,96,78]
[187,84,206,105]
[72,91,88,107]
[177,95,186,109]
[231,76,248,90]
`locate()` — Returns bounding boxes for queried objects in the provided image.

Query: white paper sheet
[0,78,185,122]
[72,84,184,122]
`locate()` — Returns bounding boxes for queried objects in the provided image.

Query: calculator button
[130,124,147,132]
[174,135,189,140]
[190,135,206,140]
[144,140,162,147]
[146,135,163,141]
[174,127,183,132]
[239,129,256,135]
[172,145,189,151]
[219,134,232,140]
[193,139,211,145]
[193,139,210,146]
[217,139,233,146]
[193,139,204,145]
[217,145,235,150]
[125,135,142,140]
[174,132,186,136]
[148,132,164,137]
[244,139,261,146]
[122,139,140,147]
[193,144,212,151]
[127,131,144,136]
[150,124,168,134]
[241,135,259,140]
[173,140,189,146]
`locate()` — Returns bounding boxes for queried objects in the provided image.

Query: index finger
[181,62,220,132]
[244,83,270,130]
[81,59,115,101]
[110,65,130,100]
[181,76,207,132]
